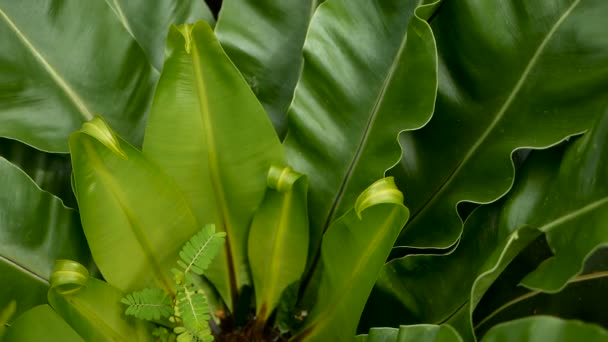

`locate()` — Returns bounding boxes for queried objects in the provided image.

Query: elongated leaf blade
[359,325,463,342]
[70,117,200,294]
[3,305,84,342]
[292,178,409,342]
[215,0,314,135]
[142,22,285,309]
[283,0,438,252]
[481,316,608,342]
[0,0,156,152]
[248,166,309,321]
[0,157,92,321]
[105,0,214,70]
[392,0,608,248]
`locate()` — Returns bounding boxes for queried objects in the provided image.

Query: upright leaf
[48,260,154,341]
[248,166,309,322]
[392,0,608,247]
[0,157,92,321]
[105,0,215,70]
[0,0,156,152]
[283,0,439,252]
[70,117,200,294]
[215,0,314,135]
[291,178,409,342]
[3,305,84,342]
[143,22,285,309]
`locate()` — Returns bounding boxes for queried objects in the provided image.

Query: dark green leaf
[481,316,608,342]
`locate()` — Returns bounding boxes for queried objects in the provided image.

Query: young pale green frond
[174,285,212,341]
[178,224,226,275]
[121,288,173,321]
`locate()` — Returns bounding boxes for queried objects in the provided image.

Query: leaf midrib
[0,255,49,285]
[406,0,583,235]
[0,6,94,121]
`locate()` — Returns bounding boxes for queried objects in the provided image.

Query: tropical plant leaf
[69,116,201,294]
[174,285,212,341]
[358,325,463,342]
[104,0,215,70]
[248,166,309,322]
[215,0,314,136]
[481,316,608,342]
[283,0,439,254]
[391,0,608,248]
[142,21,285,309]
[0,157,92,321]
[3,305,84,342]
[48,260,154,341]
[122,288,173,321]
[178,224,226,276]
[0,0,156,152]
[292,178,409,342]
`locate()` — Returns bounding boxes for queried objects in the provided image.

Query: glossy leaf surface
[283,0,438,250]
[392,0,608,248]
[292,178,409,342]
[0,0,156,152]
[215,0,314,135]
[105,0,214,70]
[248,166,309,321]
[358,325,463,342]
[143,22,285,309]
[3,305,83,342]
[481,316,608,342]
[48,260,153,341]
[70,117,200,294]
[0,157,91,321]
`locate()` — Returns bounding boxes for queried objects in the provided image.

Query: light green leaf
[105,0,215,70]
[292,178,409,342]
[178,224,226,276]
[69,117,200,294]
[0,0,156,152]
[174,285,212,340]
[215,0,314,135]
[122,288,173,321]
[248,166,309,322]
[392,0,608,248]
[142,22,285,310]
[0,157,92,321]
[3,305,84,342]
[48,260,153,341]
[481,316,608,342]
[359,325,463,342]
[283,0,438,254]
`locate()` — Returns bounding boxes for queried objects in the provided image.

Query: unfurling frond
[121,288,173,321]
[174,285,213,341]
[178,224,226,275]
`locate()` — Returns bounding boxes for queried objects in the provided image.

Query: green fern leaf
[121,288,173,321]
[174,285,212,340]
[178,224,226,275]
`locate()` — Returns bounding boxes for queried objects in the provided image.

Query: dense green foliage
[1,0,608,341]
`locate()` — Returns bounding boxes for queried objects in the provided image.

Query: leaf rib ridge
[406,0,582,233]
[0,255,49,285]
[0,7,94,121]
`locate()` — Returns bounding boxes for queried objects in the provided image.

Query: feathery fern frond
[178,224,226,275]
[121,288,173,321]
[174,285,212,341]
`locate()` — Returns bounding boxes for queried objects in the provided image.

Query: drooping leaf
[174,285,212,341]
[392,0,608,248]
[3,305,84,342]
[48,260,154,341]
[283,0,439,254]
[69,117,201,294]
[0,157,92,321]
[122,288,173,321]
[291,178,409,342]
[358,325,463,342]
[142,22,285,309]
[248,166,309,322]
[0,0,156,152]
[177,224,226,277]
[104,0,215,70]
[215,0,314,135]
[480,316,608,342]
